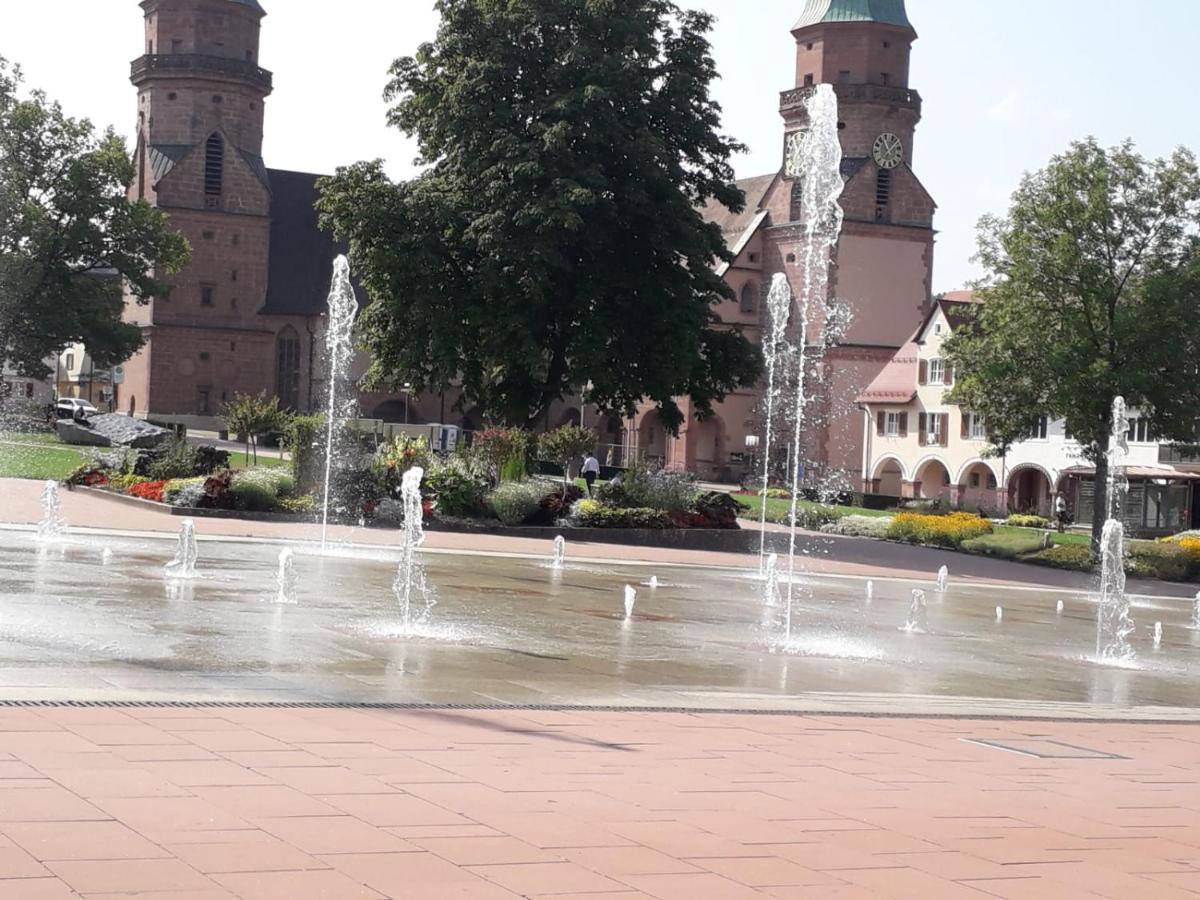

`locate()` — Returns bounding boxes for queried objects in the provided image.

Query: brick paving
[0,707,1194,898]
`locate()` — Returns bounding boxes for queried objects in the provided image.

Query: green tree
[944,139,1200,553]
[317,0,760,431]
[538,425,597,495]
[223,392,292,466]
[0,58,189,379]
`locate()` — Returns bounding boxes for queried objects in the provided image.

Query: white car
[54,398,98,419]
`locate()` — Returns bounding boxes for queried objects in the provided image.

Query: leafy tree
[944,139,1200,552]
[0,58,189,379]
[317,0,760,430]
[538,425,597,495]
[223,392,292,465]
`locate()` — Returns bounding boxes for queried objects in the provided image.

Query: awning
[1060,466,1200,482]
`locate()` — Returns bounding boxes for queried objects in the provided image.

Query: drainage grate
[962,738,1128,760]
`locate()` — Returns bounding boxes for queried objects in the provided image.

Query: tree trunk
[1092,448,1108,560]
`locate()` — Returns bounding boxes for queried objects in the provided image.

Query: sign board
[111,366,125,385]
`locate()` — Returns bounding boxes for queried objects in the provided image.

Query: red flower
[128,481,167,503]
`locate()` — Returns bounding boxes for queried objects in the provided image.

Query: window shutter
[918,360,928,385]
[941,414,950,446]
[899,412,908,437]
[918,413,927,445]
[961,412,970,440]
[877,411,885,436]
[944,364,953,386]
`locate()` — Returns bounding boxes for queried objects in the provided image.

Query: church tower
[121,0,279,422]
[769,0,936,485]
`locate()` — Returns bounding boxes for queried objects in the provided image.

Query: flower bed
[887,511,993,549]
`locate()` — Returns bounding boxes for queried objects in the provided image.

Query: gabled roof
[702,173,776,275]
[857,339,919,404]
[914,296,978,344]
[794,0,912,30]
[261,168,355,317]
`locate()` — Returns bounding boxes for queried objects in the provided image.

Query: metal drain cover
[962,737,1127,759]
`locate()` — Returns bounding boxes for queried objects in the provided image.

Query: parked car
[54,398,98,420]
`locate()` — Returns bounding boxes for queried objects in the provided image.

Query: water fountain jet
[550,535,566,570]
[274,548,298,604]
[319,255,359,550]
[624,585,637,621]
[164,519,198,580]
[903,589,928,634]
[936,566,949,594]
[1096,398,1135,663]
[392,467,436,633]
[36,481,67,542]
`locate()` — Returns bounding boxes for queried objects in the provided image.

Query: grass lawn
[734,494,893,523]
[994,524,1089,547]
[228,451,287,470]
[0,444,88,480]
[0,431,61,446]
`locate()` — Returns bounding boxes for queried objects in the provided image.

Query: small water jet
[903,589,928,634]
[319,255,359,550]
[101,548,113,566]
[1153,622,1163,650]
[995,606,1003,623]
[936,566,949,594]
[392,467,437,634]
[762,553,781,609]
[163,519,198,580]
[648,576,659,590]
[1193,592,1200,630]
[274,548,298,604]
[1056,599,1065,615]
[865,580,874,604]
[36,480,67,541]
[624,585,637,621]
[550,535,566,570]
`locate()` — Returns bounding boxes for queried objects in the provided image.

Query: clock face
[784,130,808,178]
[873,132,903,170]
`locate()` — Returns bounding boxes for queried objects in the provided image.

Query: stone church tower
[633,0,936,486]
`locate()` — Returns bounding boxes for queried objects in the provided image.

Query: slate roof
[226,0,266,13]
[794,0,912,30]
[260,169,355,317]
[700,173,776,246]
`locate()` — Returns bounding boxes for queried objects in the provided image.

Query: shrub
[284,414,324,492]
[375,434,433,497]
[163,477,206,508]
[821,515,892,539]
[888,511,993,548]
[1007,514,1052,529]
[194,445,231,475]
[961,531,1046,559]
[1025,543,1093,572]
[536,425,595,491]
[694,491,742,529]
[477,427,533,485]
[107,473,150,492]
[230,468,296,512]
[67,462,109,487]
[128,480,167,502]
[425,460,488,518]
[899,498,948,515]
[487,481,547,525]
[277,494,316,514]
[791,504,843,530]
[576,506,675,529]
[223,391,293,465]
[1127,543,1194,582]
[329,466,385,517]
[525,483,585,527]
[147,438,201,481]
[619,463,698,513]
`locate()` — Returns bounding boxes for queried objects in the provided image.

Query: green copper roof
[794,0,911,30]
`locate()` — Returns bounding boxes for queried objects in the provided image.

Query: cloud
[986,91,1022,123]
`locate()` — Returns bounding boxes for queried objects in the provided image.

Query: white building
[857,296,1200,535]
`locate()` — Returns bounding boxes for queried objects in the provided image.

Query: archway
[957,460,1000,513]
[914,457,952,502]
[685,414,726,480]
[637,412,668,467]
[1008,465,1053,516]
[601,416,625,466]
[871,456,905,497]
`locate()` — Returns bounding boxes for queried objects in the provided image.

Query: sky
[5,0,1199,292]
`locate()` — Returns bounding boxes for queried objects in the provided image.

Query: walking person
[1054,494,1069,533]
[582,452,601,497]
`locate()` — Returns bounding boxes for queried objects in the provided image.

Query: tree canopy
[944,138,1200,547]
[317,0,760,430]
[0,58,189,379]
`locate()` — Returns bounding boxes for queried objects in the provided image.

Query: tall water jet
[274,548,298,604]
[624,585,637,621]
[550,535,566,570]
[903,589,928,633]
[782,84,845,641]
[319,255,359,550]
[392,467,436,633]
[936,566,949,594]
[36,480,67,541]
[1096,397,1135,662]
[164,519,198,580]
[757,275,793,569]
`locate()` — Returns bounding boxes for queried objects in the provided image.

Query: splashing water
[995,606,1003,623]
[936,566,949,593]
[1056,599,1065,615]
[320,255,359,550]
[101,548,113,566]
[762,552,781,609]
[274,548,298,604]
[904,590,928,634]
[865,580,873,604]
[393,467,436,633]
[782,84,845,642]
[550,535,566,570]
[648,576,659,590]
[1193,593,1200,630]
[624,585,637,621]
[36,481,67,541]
[164,519,198,580]
[757,274,793,570]
[1097,397,1135,663]
[1153,622,1163,650]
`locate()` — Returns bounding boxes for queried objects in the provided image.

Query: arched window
[739,283,757,315]
[204,133,224,198]
[274,326,301,411]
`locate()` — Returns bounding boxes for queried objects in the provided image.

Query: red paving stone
[0,708,1187,897]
